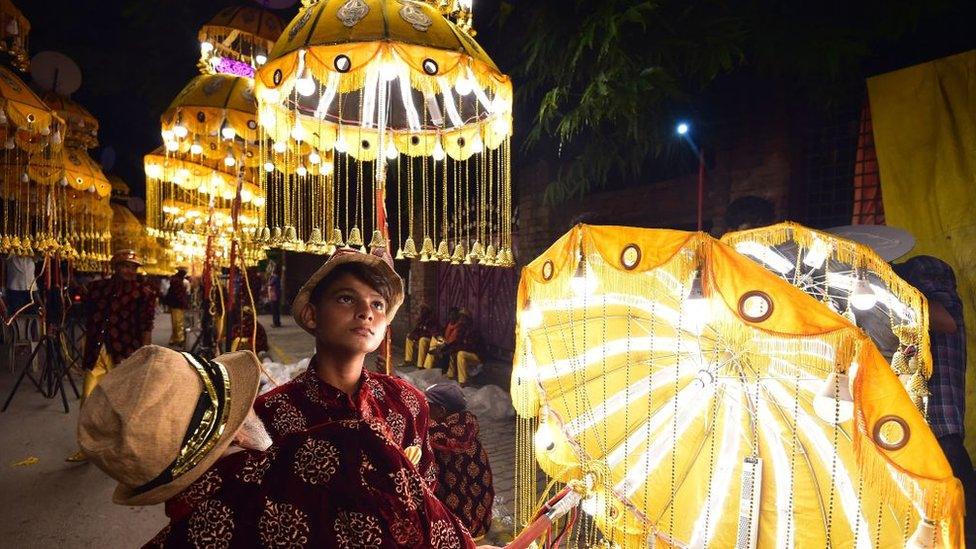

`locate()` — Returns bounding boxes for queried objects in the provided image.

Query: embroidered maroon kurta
[430,411,494,539]
[255,364,438,489]
[82,276,157,370]
[148,420,476,548]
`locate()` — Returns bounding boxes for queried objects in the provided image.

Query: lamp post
[677,122,705,231]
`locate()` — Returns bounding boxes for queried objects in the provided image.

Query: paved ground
[0,312,517,547]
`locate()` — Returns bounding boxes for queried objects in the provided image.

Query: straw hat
[77,345,261,506]
[291,247,404,332]
[111,249,143,266]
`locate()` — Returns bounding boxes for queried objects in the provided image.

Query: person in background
[426,383,495,542]
[68,250,157,461]
[265,265,282,328]
[230,305,269,359]
[895,255,975,543]
[423,306,461,371]
[404,303,436,368]
[4,253,36,317]
[163,267,190,349]
[446,309,483,386]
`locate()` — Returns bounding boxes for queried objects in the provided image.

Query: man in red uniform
[163,266,190,348]
[426,383,495,542]
[254,248,440,488]
[68,249,157,462]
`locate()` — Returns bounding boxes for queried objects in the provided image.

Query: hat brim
[291,251,404,333]
[111,350,262,506]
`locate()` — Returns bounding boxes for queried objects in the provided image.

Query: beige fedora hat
[77,345,261,506]
[291,247,404,332]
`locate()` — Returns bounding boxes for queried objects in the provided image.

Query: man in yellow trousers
[67,249,157,462]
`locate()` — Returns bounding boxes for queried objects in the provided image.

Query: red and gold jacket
[149,420,476,548]
[430,411,494,539]
[254,365,439,490]
[82,275,156,370]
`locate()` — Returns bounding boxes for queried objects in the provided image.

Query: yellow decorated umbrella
[721,222,933,407]
[161,73,262,167]
[255,0,513,266]
[0,0,29,71]
[0,65,63,153]
[511,224,964,548]
[42,92,99,149]
[199,5,284,75]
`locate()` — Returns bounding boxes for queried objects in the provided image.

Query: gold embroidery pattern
[178,469,222,508]
[389,466,424,511]
[430,519,462,549]
[387,410,407,444]
[272,402,308,436]
[401,389,421,418]
[334,510,383,548]
[188,500,234,549]
[258,500,311,548]
[237,451,273,484]
[294,438,340,485]
[390,515,422,545]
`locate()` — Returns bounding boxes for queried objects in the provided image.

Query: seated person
[404,303,436,367]
[423,306,461,371]
[230,305,270,359]
[426,384,494,541]
[446,309,483,385]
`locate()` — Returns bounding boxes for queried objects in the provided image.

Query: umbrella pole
[504,488,582,549]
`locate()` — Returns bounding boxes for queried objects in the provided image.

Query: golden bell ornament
[307,227,324,247]
[484,243,497,265]
[329,227,345,247]
[451,243,466,264]
[436,240,450,261]
[358,245,367,254]
[421,236,435,256]
[402,236,418,258]
[347,226,364,248]
[270,227,283,244]
[395,248,405,260]
[368,229,386,252]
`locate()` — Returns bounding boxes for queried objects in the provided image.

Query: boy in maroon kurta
[255,248,438,488]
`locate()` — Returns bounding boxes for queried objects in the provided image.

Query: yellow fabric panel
[0,66,55,131]
[163,74,259,142]
[867,49,976,456]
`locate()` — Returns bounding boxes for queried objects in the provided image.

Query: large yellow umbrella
[43,92,99,149]
[0,64,62,153]
[721,222,933,408]
[511,224,964,548]
[255,0,514,266]
[198,5,284,75]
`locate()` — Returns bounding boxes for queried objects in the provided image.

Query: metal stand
[2,328,80,413]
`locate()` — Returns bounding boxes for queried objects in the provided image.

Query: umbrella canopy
[199,5,284,76]
[512,224,964,548]
[721,222,932,407]
[42,92,99,149]
[0,65,62,153]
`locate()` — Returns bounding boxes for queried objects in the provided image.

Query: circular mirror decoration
[422,58,439,75]
[620,244,641,270]
[334,55,351,73]
[873,415,910,451]
[542,260,554,281]
[272,69,283,86]
[738,290,774,322]
[196,111,206,123]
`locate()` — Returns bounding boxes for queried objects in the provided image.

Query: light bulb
[802,237,831,269]
[255,53,267,66]
[224,152,236,167]
[273,140,287,154]
[161,129,174,141]
[165,140,179,152]
[471,135,484,153]
[291,122,306,142]
[522,301,543,329]
[172,124,188,139]
[492,116,510,136]
[190,139,203,155]
[263,161,275,173]
[200,41,214,54]
[253,196,266,208]
[490,94,510,114]
[321,160,334,176]
[380,61,399,82]
[812,372,854,424]
[534,423,556,453]
[308,150,322,164]
[432,140,446,161]
[296,164,308,177]
[851,277,877,311]
[240,188,253,202]
[570,261,598,297]
[455,77,473,96]
[220,122,236,140]
[295,71,316,97]
[334,134,348,153]
[384,142,399,160]
[262,88,281,103]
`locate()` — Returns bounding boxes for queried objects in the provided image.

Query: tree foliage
[503,0,964,203]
